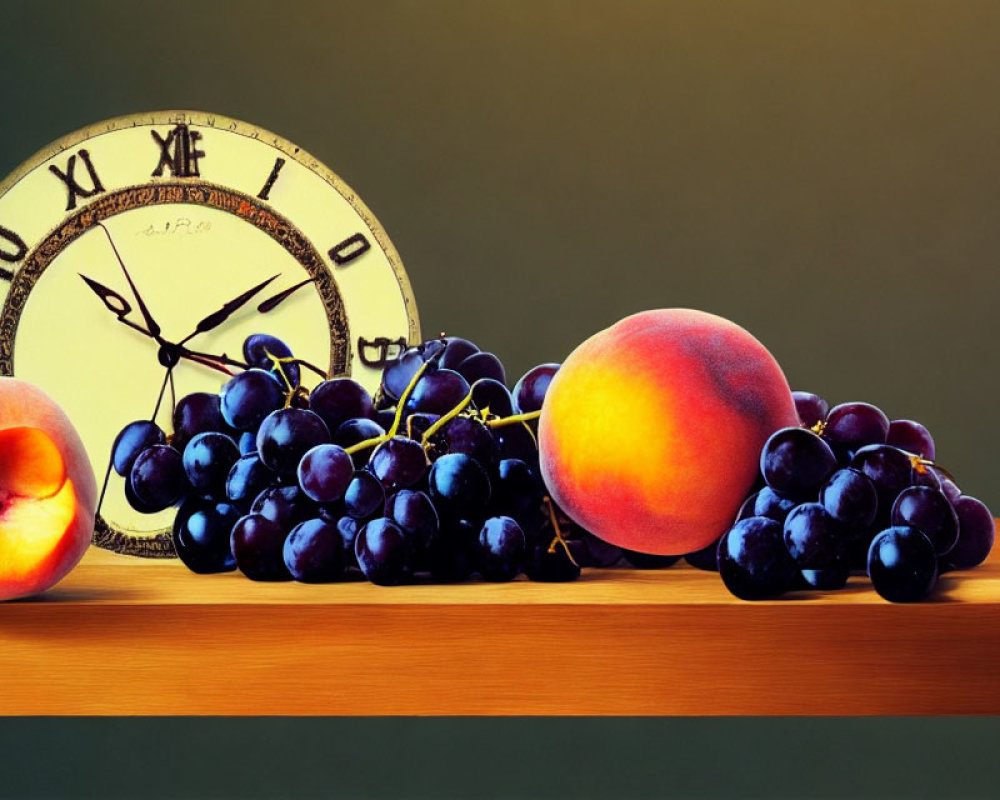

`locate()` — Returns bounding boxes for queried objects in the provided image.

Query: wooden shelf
[3,525,999,716]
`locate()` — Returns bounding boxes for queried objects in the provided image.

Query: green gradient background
[1,2,999,797]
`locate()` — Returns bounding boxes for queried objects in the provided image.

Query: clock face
[0,111,420,557]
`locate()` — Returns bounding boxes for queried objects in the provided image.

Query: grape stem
[486,410,541,429]
[543,496,579,567]
[344,361,429,455]
[420,390,474,448]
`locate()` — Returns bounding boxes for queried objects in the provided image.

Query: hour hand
[79,274,155,339]
[178,273,280,345]
[257,277,312,313]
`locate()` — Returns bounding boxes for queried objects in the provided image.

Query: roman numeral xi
[49,149,105,211]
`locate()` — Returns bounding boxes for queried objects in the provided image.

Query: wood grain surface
[2,525,998,716]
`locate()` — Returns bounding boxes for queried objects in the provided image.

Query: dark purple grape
[238,431,257,455]
[172,496,239,574]
[433,415,499,472]
[220,369,285,431]
[457,351,506,386]
[945,496,995,570]
[344,471,385,521]
[524,538,581,582]
[887,419,936,460]
[182,432,240,499]
[386,489,439,553]
[783,503,845,568]
[243,333,300,389]
[369,436,428,492]
[112,420,166,476]
[373,408,397,431]
[428,453,491,520]
[381,348,426,403]
[172,392,226,451]
[309,378,374,436]
[622,550,681,569]
[792,391,828,428]
[800,562,849,590]
[225,453,274,513]
[438,337,479,371]
[684,538,721,571]
[297,443,353,503]
[867,526,938,602]
[124,477,159,513]
[336,516,361,568]
[489,458,544,525]
[753,487,797,523]
[231,513,292,581]
[824,402,889,450]
[356,517,411,585]
[760,427,837,500]
[850,445,913,514]
[891,486,959,555]
[333,417,385,468]
[910,465,942,490]
[251,484,314,532]
[735,493,758,522]
[283,518,344,583]
[425,517,477,582]
[718,517,798,600]
[579,531,624,567]
[935,471,962,504]
[404,412,439,441]
[493,422,538,463]
[476,516,525,581]
[470,379,513,417]
[820,468,878,533]
[256,408,330,477]
[513,363,559,414]
[405,369,470,416]
[130,445,187,511]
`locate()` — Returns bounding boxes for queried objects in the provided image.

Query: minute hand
[177,274,279,346]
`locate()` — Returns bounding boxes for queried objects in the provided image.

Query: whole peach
[0,378,98,600]
[538,309,797,555]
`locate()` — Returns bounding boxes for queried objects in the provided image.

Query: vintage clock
[0,111,420,557]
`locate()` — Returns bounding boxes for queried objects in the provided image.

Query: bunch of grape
[109,332,603,585]
[712,392,995,602]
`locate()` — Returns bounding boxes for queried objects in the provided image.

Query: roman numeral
[358,336,407,368]
[257,158,286,200]
[0,224,26,280]
[151,124,206,178]
[48,149,105,211]
[329,232,371,266]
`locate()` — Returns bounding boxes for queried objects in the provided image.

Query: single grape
[297,443,353,504]
[251,484,314,532]
[579,531,624,568]
[369,436,428,492]
[225,453,275,513]
[735,493,758,522]
[791,391,828,428]
[944,496,995,570]
[476,516,525,581]
[760,427,837,500]
[283,518,345,583]
[355,517,411,586]
[887,419,936,460]
[824,402,889,450]
[309,378,374,436]
[783,502,845,568]
[513,363,559,414]
[112,420,166,476]
[130,444,187,511]
[373,408,397,431]
[425,517,477,582]
[867,526,938,602]
[333,417,385,467]
[172,392,226,451]
[718,517,798,600]
[428,453,491,520]
[753,487,797,523]
[684,538,721,571]
[819,468,878,533]
[182,431,240,499]
[231,513,293,581]
[891,486,959,555]
[934,470,962,504]
[124,477,159,513]
[381,347,426,403]
[219,369,285,432]
[524,538,581,582]
[243,333,300,388]
[488,458,544,526]
[343,471,385,521]
[238,431,257,455]
[800,562,850,590]
[910,465,942,490]
[386,489,439,553]
[437,337,479,371]
[622,550,681,569]
[493,421,538,463]
[470,378,513,417]
[456,351,506,386]
[256,408,330,477]
[850,445,913,515]
[432,415,499,472]
[172,496,240,574]
[404,369,470,416]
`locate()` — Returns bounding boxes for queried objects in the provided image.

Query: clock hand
[257,278,312,313]
[96,222,166,345]
[177,274,280,346]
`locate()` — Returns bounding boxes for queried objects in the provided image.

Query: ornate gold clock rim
[0,109,421,346]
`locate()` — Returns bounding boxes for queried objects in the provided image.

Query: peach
[538,309,798,555]
[0,378,97,600]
